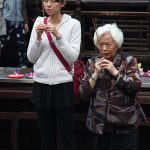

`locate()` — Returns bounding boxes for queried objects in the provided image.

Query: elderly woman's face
[98,32,118,60]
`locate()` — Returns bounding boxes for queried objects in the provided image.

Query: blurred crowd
[0,0,42,68]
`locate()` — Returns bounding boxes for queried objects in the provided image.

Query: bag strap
[44,17,72,73]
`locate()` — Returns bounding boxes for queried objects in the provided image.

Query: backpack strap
[44,17,72,73]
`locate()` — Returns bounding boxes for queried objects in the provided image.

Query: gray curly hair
[93,23,124,48]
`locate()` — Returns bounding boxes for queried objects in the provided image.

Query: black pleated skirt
[32,81,76,110]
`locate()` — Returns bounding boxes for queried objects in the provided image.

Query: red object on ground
[7,74,24,78]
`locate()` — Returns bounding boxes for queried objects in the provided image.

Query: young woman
[27,0,81,150]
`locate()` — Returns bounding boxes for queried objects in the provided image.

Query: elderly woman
[79,23,146,150]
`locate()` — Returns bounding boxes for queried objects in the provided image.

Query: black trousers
[95,128,138,150]
[36,107,76,150]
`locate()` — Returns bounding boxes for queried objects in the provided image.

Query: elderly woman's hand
[95,57,105,75]
[100,59,119,77]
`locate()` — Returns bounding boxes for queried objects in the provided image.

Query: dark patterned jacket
[79,52,146,134]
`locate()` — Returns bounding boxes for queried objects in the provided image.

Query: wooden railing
[77,11,150,62]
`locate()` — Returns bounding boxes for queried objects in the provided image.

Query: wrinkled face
[97,32,118,60]
[42,0,65,15]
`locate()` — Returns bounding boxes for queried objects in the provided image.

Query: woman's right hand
[35,23,47,41]
[89,58,105,89]
[94,57,105,75]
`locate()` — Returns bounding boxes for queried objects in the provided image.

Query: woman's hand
[95,57,105,75]
[35,22,61,41]
[89,58,105,89]
[100,58,119,77]
[35,23,47,41]
[46,23,61,39]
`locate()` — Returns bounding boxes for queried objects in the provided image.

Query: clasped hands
[35,23,60,41]
[95,57,119,77]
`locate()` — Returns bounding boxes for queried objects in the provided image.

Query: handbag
[44,17,85,98]
[106,102,137,126]
[104,61,138,126]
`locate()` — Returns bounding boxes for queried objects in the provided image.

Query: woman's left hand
[101,59,119,77]
[46,23,61,38]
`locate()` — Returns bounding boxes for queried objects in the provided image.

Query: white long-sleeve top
[27,14,81,85]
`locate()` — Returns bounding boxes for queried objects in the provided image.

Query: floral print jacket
[79,52,146,134]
